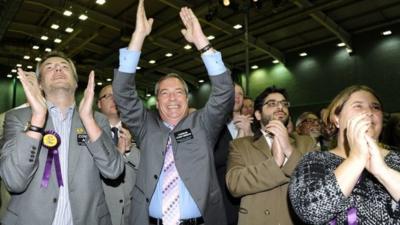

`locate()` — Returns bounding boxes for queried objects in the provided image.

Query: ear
[255,110,262,121]
[333,115,340,128]
[97,100,102,110]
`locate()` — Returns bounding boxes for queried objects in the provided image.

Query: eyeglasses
[99,93,113,101]
[302,118,321,124]
[263,100,290,108]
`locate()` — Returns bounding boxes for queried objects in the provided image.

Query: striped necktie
[162,136,180,225]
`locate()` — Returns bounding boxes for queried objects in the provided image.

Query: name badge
[77,134,88,146]
[174,129,194,143]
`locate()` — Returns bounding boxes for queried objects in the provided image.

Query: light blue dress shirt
[118,47,227,219]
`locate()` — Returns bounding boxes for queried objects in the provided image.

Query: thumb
[180,29,187,37]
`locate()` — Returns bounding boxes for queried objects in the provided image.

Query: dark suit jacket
[226,133,315,225]
[0,107,124,225]
[112,69,234,225]
[214,125,240,225]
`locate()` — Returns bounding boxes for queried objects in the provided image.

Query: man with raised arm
[112,1,234,225]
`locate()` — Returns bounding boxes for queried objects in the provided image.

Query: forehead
[41,56,70,66]
[265,92,286,101]
[243,99,253,104]
[234,85,243,93]
[159,77,185,89]
[347,90,379,103]
[100,85,113,96]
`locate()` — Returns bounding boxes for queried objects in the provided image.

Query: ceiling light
[54,38,62,43]
[96,0,106,5]
[223,0,230,6]
[146,93,151,97]
[149,60,156,64]
[97,82,103,86]
[382,30,392,36]
[337,42,346,47]
[165,53,173,57]
[184,44,192,50]
[79,14,88,21]
[207,35,215,40]
[106,78,112,82]
[16,64,22,67]
[272,59,279,64]
[7,74,12,78]
[251,65,259,69]
[51,24,60,30]
[11,69,17,73]
[41,35,49,40]
[35,57,42,62]
[63,10,72,16]
[23,55,30,60]
[233,24,242,29]
[45,48,52,52]
[136,66,141,70]
[346,48,353,53]
[299,52,307,57]
[198,79,204,83]
[65,27,74,33]
[32,45,40,50]
[27,65,33,69]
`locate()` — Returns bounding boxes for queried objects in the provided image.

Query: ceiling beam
[0,0,23,41]
[291,0,352,50]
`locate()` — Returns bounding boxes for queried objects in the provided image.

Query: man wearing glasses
[97,84,140,225]
[226,86,316,225]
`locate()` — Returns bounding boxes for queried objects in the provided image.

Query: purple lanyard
[329,207,357,225]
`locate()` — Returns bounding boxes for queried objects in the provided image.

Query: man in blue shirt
[112,1,234,225]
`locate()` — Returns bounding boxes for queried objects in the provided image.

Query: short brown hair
[36,51,78,82]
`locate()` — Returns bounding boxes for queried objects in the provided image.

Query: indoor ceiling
[0,0,399,96]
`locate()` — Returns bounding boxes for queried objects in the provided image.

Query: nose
[54,63,61,71]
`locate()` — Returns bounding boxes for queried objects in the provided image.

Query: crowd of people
[0,1,399,225]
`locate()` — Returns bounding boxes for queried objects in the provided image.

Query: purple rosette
[41,130,63,188]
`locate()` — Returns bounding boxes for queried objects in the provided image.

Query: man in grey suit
[0,51,124,225]
[112,1,234,225]
[97,84,140,225]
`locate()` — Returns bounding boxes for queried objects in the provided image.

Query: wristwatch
[24,122,45,135]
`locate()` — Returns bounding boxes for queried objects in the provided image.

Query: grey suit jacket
[102,145,140,225]
[0,107,124,225]
[112,70,234,225]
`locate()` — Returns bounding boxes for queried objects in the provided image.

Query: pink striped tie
[162,136,180,225]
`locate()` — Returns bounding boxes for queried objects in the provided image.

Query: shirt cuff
[119,48,141,74]
[201,51,227,76]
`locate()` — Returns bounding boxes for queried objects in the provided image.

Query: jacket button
[264,209,270,215]
[154,174,158,179]
[146,198,149,203]
[53,198,58,203]
[119,199,123,203]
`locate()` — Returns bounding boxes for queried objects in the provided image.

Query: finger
[87,70,95,90]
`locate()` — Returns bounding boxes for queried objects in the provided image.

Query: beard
[260,110,289,127]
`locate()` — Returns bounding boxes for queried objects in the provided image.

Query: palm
[79,71,95,119]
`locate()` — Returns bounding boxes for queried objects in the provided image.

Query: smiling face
[156,77,189,126]
[39,56,77,94]
[335,90,383,140]
[255,92,289,127]
[233,84,244,113]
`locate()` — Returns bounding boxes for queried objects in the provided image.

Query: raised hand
[364,134,387,176]
[179,7,209,51]
[266,120,294,158]
[117,127,133,154]
[129,0,154,51]
[345,113,371,163]
[233,114,253,137]
[17,68,47,126]
[79,71,95,122]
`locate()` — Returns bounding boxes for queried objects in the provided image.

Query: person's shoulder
[231,135,254,145]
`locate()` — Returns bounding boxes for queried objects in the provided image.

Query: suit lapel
[68,109,83,183]
[252,135,272,158]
